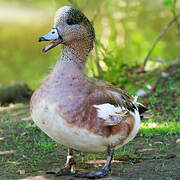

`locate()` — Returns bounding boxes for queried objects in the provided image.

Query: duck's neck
[52,40,91,75]
[52,40,91,76]
[61,40,91,63]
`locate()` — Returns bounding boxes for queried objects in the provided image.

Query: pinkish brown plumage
[30,6,147,178]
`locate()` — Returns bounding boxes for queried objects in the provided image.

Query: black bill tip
[42,48,47,53]
[38,37,47,42]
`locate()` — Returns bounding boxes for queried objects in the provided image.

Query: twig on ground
[143,11,180,68]
[172,0,180,33]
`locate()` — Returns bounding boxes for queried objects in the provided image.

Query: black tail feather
[137,103,148,114]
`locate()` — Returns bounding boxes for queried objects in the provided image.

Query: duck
[30,6,147,179]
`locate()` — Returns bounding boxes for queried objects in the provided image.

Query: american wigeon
[30,6,147,178]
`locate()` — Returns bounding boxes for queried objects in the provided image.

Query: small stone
[9,103,15,108]
[21,132,26,136]
[19,170,25,175]
[161,72,169,77]
[136,89,147,97]
[146,84,156,91]
[146,84,152,90]
[176,139,180,143]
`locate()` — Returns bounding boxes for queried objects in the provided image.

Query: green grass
[142,79,179,133]
[140,121,180,135]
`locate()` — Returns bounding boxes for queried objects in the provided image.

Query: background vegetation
[0,0,179,88]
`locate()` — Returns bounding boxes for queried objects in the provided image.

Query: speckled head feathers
[53,6,95,52]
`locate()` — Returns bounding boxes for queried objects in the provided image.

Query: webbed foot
[47,148,75,176]
[75,166,110,179]
[75,148,114,179]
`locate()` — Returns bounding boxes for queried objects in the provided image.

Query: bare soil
[0,104,179,180]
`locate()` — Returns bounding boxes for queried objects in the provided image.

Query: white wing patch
[94,103,141,145]
[93,103,125,120]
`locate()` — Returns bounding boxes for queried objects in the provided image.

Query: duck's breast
[31,99,109,152]
[31,99,140,153]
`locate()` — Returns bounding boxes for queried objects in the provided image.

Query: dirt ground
[17,135,180,180]
[0,104,180,180]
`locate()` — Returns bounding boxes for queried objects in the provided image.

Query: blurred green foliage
[0,0,179,89]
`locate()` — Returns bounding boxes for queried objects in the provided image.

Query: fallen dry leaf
[154,141,163,144]
[151,85,156,91]
[21,116,32,121]
[141,112,153,119]
[0,137,6,142]
[143,98,149,104]
[157,106,162,111]
[26,136,30,141]
[138,159,144,163]
[140,64,144,70]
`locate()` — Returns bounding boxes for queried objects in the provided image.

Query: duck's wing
[88,78,147,126]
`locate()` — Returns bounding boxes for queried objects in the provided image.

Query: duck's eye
[66,18,78,25]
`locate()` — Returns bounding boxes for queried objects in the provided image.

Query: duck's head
[39,6,95,54]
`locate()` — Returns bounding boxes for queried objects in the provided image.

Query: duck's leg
[75,148,114,179]
[47,148,76,176]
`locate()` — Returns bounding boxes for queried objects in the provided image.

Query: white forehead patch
[56,6,72,16]
[54,6,73,26]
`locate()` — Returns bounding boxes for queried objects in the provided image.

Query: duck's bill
[38,28,63,53]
